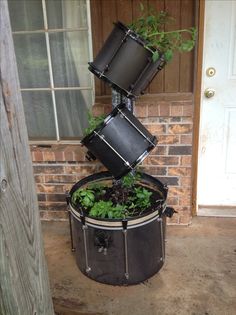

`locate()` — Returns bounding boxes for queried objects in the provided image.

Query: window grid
[12,0,94,142]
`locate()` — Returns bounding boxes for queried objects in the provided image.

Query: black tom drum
[81,103,157,179]
[88,21,165,98]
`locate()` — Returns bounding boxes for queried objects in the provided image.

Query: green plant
[72,173,156,219]
[84,112,106,136]
[128,3,197,62]
[87,182,106,196]
[121,172,141,189]
[89,201,127,219]
[128,186,152,211]
[72,188,95,209]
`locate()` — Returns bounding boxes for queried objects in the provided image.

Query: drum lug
[104,64,109,72]
[86,151,96,161]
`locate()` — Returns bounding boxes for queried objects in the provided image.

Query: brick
[168,167,192,177]
[33,165,64,175]
[32,151,43,162]
[34,175,45,183]
[148,104,159,117]
[64,150,74,161]
[64,164,98,175]
[168,124,192,134]
[146,124,166,134]
[158,135,179,144]
[157,176,179,186]
[43,151,55,161]
[168,186,191,197]
[46,194,67,202]
[37,184,65,194]
[150,145,167,155]
[135,104,147,118]
[104,104,112,114]
[170,105,183,116]
[54,151,65,161]
[159,103,170,116]
[179,195,192,206]
[170,117,181,122]
[139,166,167,176]
[181,135,192,144]
[182,117,193,123]
[40,210,68,220]
[180,177,192,186]
[169,146,192,155]
[38,194,46,202]
[166,196,179,206]
[38,202,66,211]
[92,104,105,116]
[183,105,193,116]
[44,175,77,183]
[144,156,179,166]
[180,156,192,166]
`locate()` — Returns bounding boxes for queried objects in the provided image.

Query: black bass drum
[88,21,165,98]
[68,171,168,285]
[81,103,157,179]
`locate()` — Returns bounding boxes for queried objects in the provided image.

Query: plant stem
[147,28,193,38]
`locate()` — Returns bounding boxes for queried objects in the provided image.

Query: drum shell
[88,22,165,98]
[72,215,166,285]
[81,104,157,179]
[69,171,167,285]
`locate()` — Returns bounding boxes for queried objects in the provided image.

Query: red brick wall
[31,93,193,225]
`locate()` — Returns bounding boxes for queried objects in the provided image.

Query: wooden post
[0,1,54,314]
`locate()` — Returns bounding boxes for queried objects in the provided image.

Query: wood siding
[0,1,54,314]
[90,0,196,97]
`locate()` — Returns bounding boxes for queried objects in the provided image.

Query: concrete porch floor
[42,217,236,315]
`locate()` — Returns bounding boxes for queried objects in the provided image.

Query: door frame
[192,0,205,216]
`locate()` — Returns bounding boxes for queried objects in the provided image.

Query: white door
[197,0,236,216]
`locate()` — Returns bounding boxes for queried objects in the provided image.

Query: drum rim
[68,171,167,228]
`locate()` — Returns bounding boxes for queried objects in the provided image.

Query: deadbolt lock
[206,67,216,77]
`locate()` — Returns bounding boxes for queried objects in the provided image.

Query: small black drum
[68,171,168,285]
[88,21,165,98]
[81,103,157,179]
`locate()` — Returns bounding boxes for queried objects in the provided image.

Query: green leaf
[164,49,173,61]
[152,50,159,62]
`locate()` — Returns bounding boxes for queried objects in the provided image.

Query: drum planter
[88,21,166,98]
[67,171,175,286]
[81,103,157,180]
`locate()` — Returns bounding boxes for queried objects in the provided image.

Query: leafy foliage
[72,188,95,209]
[84,112,106,136]
[128,3,197,62]
[128,186,152,210]
[72,172,155,219]
[89,201,127,219]
[121,172,141,189]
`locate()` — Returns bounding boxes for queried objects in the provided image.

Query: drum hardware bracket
[81,215,91,273]
[66,192,76,252]
[159,218,165,263]
[86,151,96,162]
[122,219,129,280]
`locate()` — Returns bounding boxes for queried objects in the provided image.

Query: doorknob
[204,88,215,98]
